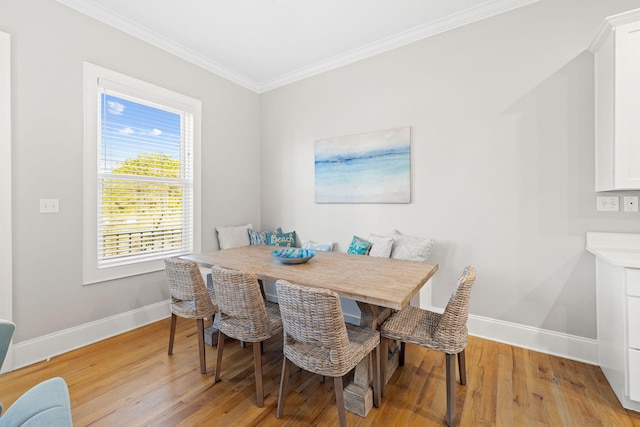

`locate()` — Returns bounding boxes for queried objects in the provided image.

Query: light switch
[597,196,619,212]
[39,199,59,213]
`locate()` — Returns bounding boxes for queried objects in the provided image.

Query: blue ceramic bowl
[270,248,316,264]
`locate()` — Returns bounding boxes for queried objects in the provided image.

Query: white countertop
[586,232,640,268]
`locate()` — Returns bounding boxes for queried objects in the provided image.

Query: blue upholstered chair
[0,320,14,370]
[0,319,73,426]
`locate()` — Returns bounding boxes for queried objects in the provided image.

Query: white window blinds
[84,63,201,284]
[96,84,194,268]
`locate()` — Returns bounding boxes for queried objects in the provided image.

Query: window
[84,63,201,284]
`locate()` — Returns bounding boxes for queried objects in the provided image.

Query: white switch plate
[39,198,59,213]
[597,196,619,212]
[624,196,639,212]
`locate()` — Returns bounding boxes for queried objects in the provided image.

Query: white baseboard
[267,289,598,365]
[11,300,170,370]
[10,298,599,372]
[466,313,599,365]
[270,288,598,364]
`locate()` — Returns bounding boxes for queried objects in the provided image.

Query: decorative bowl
[270,248,316,264]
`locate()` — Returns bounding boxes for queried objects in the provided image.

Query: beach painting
[315,127,411,203]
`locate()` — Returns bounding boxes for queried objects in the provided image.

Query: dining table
[183,244,438,417]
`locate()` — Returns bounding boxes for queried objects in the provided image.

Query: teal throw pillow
[266,231,297,247]
[347,236,371,255]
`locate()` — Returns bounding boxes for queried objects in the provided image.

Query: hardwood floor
[1,318,639,426]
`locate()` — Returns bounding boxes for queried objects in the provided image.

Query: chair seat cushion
[284,323,379,377]
[381,306,467,354]
[0,377,72,427]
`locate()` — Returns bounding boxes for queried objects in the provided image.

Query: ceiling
[57,0,537,93]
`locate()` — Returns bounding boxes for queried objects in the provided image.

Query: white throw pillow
[301,240,334,252]
[367,234,394,258]
[389,230,435,261]
[216,223,252,249]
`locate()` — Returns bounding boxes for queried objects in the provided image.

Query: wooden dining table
[183,244,438,417]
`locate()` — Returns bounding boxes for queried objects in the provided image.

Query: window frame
[83,63,201,285]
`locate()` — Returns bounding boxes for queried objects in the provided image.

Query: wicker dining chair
[164,257,218,374]
[380,266,476,427]
[275,279,381,427]
[210,265,283,407]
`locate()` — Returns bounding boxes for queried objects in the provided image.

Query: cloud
[107,100,125,115]
[115,127,162,136]
[139,128,162,136]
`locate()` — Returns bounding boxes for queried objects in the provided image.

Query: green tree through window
[101,153,183,259]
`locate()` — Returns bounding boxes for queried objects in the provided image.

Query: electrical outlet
[624,196,639,212]
[39,198,59,213]
[597,196,619,212]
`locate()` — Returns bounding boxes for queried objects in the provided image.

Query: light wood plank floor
[1,318,639,426]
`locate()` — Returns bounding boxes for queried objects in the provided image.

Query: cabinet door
[629,268,640,296]
[630,348,640,402]
[614,21,640,188]
[595,29,614,191]
[629,297,640,349]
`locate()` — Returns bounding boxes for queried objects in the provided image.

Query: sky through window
[100,93,181,173]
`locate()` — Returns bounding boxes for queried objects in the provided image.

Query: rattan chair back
[164,257,217,319]
[210,265,274,341]
[276,280,352,370]
[432,266,476,349]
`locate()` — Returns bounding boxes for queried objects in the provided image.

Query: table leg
[204,312,220,346]
[376,336,401,398]
[343,302,392,417]
[204,273,220,346]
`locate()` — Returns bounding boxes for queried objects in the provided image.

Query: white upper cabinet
[591,9,640,191]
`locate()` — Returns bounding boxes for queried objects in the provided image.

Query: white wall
[0,0,261,343]
[260,0,640,341]
[4,0,640,363]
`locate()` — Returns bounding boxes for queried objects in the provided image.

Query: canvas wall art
[315,126,411,203]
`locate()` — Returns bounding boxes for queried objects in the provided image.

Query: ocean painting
[315,127,411,203]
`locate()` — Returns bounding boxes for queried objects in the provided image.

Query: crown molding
[57,0,539,94]
[56,0,260,92]
[589,7,640,53]
[258,0,539,92]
